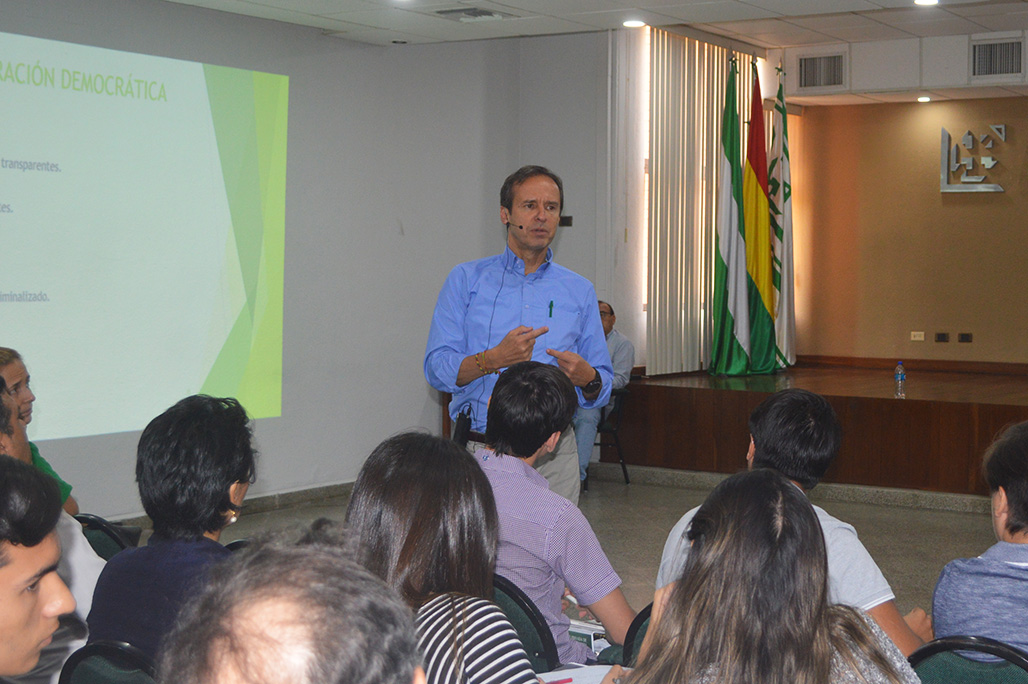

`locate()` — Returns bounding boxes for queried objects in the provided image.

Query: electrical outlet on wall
[958,333,973,343]
[910,331,925,341]
[935,332,950,343]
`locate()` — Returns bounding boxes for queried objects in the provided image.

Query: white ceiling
[166,0,1028,102]
[164,0,1028,47]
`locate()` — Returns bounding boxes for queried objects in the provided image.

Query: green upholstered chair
[74,514,140,561]
[597,600,651,667]
[492,574,560,673]
[58,641,155,684]
[909,635,1028,684]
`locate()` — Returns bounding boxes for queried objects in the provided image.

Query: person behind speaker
[570,300,634,485]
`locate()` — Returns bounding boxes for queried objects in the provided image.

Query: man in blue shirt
[425,165,612,505]
[573,300,635,485]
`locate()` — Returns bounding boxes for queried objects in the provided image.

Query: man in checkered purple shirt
[478,361,636,665]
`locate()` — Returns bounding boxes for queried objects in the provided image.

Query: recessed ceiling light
[914,0,938,5]
[623,20,646,28]
[918,96,931,102]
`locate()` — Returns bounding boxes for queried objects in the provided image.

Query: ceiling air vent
[435,7,516,22]
[798,54,844,88]
[972,40,1023,76]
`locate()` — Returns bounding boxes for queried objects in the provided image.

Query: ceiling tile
[946,1,1028,17]
[248,0,376,14]
[497,15,599,34]
[487,0,647,14]
[647,2,779,22]
[896,17,991,36]
[323,6,465,28]
[966,11,1028,30]
[787,11,881,28]
[741,0,879,14]
[200,0,361,28]
[559,8,697,28]
[817,23,914,40]
[326,25,444,43]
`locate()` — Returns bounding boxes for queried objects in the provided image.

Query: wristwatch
[583,369,602,395]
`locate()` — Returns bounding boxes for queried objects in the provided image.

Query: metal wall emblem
[940,125,1005,193]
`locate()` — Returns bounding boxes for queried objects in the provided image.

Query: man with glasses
[572,301,635,488]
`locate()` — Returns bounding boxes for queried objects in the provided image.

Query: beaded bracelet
[475,351,498,375]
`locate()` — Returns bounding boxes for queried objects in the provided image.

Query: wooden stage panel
[606,366,1028,496]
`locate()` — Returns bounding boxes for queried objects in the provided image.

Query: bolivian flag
[710,57,750,375]
[743,61,776,374]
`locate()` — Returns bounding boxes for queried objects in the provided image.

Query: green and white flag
[710,57,750,375]
[769,66,796,367]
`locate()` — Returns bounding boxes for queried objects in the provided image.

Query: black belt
[468,430,487,443]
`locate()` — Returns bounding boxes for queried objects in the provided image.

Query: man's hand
[904,607,934,643]
[455,325,549,387]
[490,326,549,369]
[545,349,595,387]
[866,599,927,656]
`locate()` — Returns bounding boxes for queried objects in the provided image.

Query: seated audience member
[0,378,104,684]
[478,361,635,665]
[933,420,1028,655]
[656,389,930,656]
[87,395,257,661]
[608,469,918,684]
[0,455,76,677]
[346,432,537,684]
[572,300,635,485]
[158,529,425,684]
[0,348,78,516]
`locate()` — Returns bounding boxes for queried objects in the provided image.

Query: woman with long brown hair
[612,469,918,684]
[346,432,538,684]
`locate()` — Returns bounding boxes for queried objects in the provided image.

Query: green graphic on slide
[200,65,287,418]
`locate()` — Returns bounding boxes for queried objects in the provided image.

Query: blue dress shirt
[425,246,612,432]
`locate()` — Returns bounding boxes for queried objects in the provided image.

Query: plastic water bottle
[894,361,906,399]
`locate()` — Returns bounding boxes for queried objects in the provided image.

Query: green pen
[548,300,554,317]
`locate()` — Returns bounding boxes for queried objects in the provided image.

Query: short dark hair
[158,528,419,684]
[598,300,615,317]
[983,421,1028,536]
[500,165,564,213]
[137,395,257,539]
[0,376,11,437]
[0,455,62,568]
[749,389,841,490]
[345,432,498,608]
[485,361,577,459]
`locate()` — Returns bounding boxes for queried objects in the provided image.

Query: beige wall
[791,97,1028,363]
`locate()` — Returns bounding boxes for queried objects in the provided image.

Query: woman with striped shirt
[346,432,539,684]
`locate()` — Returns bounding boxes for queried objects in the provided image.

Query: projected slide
[0,32,287,440]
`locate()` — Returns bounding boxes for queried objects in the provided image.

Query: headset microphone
[506,223,525,231]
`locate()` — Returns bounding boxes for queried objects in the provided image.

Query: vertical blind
[647,29,755,375]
